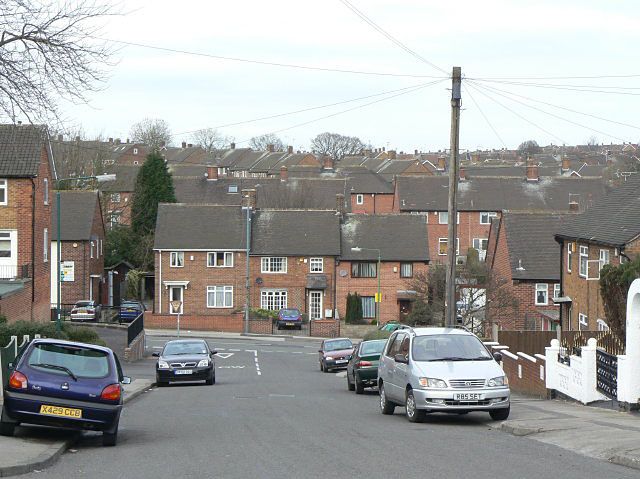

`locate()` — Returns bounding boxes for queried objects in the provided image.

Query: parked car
[276,308,303,330]
[0,339,130,446]
[318,338,354,372]
[378,322,409,333]
[378,327,510,422]
[119,300,146,323]
[153,339,216,386]
[70,300,101,322]
[347,339,387,394]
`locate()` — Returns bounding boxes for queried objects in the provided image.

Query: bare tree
[191,128,233,153]
[0,0,117,125]
[517,140,541,158]
[249,133,285,151]
[129,118,172,151]
[50,129,112,180]
[310,132,366,161]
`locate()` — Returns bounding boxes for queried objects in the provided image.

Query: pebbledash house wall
[335,261,428,322]
[0,145,52,323]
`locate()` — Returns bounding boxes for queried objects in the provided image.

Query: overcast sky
[62,0,640,152]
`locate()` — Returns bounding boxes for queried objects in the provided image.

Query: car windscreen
[75,301,92,307]
[163,342,208,356]
[324,339,352,351]
[121,302,140,308]
[27,343,110,378]
[411,335,492,361]
[280,309,300,317]
[360,340,387,355]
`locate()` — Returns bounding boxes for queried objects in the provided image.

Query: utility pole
[445,66,462,327]
[243,205,252,334]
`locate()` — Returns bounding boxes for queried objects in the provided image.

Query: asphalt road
[19,336,640,479]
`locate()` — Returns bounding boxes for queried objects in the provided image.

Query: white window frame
[479,212,497,225]
[472,238,488,260]
[260,289,288,310]
[207,251,234,268]
[261,257,287,273]
[170,251,184,268]
[109,211,121,229]
[553,283,560,299]
[206,285,233,308]
[133,148,139,155]
[228,185,238,193]
[43,178,49,205]
[567,243,573,273]
[112,192,121,203]
[438,211,460,225]
[99,239,103,257]
[597,319,609,331]
[351,261,377,278]
[310,257,324,273]
[43,228,48,262]
[438,237,460,255]
[90,241,95,259]
[535,283,548,306]
[356,194,364,205]
[400,262,413,278]
[579,245,588,278]
[361,296,376,319]
[0,179,7,206]
[599,249,610,271]
[309,290,323,319]
[578,313,588,330]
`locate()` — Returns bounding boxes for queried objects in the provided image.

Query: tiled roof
[340,214,429,261]
[99,165,141,192]
[51,191,100,241]
[0,124,48,177]
[342,167,393,194]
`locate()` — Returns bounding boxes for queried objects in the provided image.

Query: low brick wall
[144,312,243,332]
[310,320,340,338]
[124,330,145,362]
[500,349,548,398]
[248,319,272,334]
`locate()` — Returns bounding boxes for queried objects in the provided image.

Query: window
[553,283,560,299]
[133,148,138,155]
[597,319,609,331]
[112,193,121,203]
[578,313,588,330]
[261,290,287,310]
[208,252,234,267]
[170,252,184,268]
[472,238,488,260]
[351,262,377,278]
[386,333,404,357]
[438,212,459,224]
[0,231,14,258]
[438,238,459,255]
[90,241,95,259]
[43,178,49,205]
[361,296,375,318]
[207,286,233,308]
[109,211,121,229]
[579,245,588,277]
[310,257,323,273]
[599,249,610,270]
[100,239,103,257]
[479,212,498,225]
[567,243,573,273]
[43,228,48,262]
[535,283,548,305]
[228,185,238,193]
[356,194,364,205]
[400,262,413,278]
[261,257,287,273]
[0,179,6,205]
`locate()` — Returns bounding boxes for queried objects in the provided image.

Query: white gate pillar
[618,278,640,407]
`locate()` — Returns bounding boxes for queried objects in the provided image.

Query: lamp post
[55,174,116,331]
[351,247,381,327]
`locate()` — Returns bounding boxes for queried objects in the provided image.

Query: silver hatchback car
[378,327,510,422]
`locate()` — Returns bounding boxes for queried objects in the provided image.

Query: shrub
[0,314,6,325]
[63,325,107,347]
[250,308,278,320]
[0,321,106,348]
[345,293,364,324]
[362,329,391,341]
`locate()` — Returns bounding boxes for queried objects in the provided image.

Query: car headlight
[419,377,447,388]
[158,360,169,369]
[197,359,209,367]
[326,356,333,360]
[488,376,508,387]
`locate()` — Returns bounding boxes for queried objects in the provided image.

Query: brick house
[342,168,395,214]
[0,124,54,323]
[337,214,429,323]
[485,212,565,331]
[99,165,140,227]
[50,190,106,306]
[554,178,640,331]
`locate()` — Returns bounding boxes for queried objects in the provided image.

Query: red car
[319,338,354,373]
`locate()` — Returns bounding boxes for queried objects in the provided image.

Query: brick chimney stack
[561,155,570,172]
[57,134,63,142]
[526,158,539,182]
[322,156,334,171]
[414,149,419,156]
[287,145,293,154]
[181,141,186,149]
[108,137,113,144]
[280,166,288,181]
[388,150,397,160]
[230,142,236,150]
[242,189,257,209]
[267,144,275,153]
[335,193,345,216]
[437,156,446,171]
[206,164,218,180]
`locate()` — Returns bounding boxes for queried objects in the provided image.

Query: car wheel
[489,407,510,421]
[0,410,15,437]
[379,384,395,415]
[355,374,365,395]
[319,361,324,372]
[405,389,426,423]
[206,372,215,385]
[347,371,355,391]
[156,375,167,387]
[102,421,119,447]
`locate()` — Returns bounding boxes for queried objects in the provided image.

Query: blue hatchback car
[0,339,130,446]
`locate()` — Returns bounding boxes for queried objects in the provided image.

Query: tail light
[100,384,121,401]
[357,361,372,367]
[9,371,28,389]
[71,309,78,314]
[87,309,95,314]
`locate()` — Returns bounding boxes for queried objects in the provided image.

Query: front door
[309,290,323,320]
[0,230,17,279]
[169,286,183,314]
[399,300,412,320]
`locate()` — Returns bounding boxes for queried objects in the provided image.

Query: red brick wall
[115,145,148,166]
[501,354,548,398]
[0,285,33,322]
[106,192,133,226]
[144,311,243,332]
[309,319,340,338]
[350,193,395,214]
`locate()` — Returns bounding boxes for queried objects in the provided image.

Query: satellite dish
[339,270,348,277]
[256,277,263,285]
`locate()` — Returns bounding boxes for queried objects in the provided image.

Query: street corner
[609,448,640,471]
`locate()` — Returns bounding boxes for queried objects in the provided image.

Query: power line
[468,73,640,81]
[469,78,640,97]
[463,83,507,149]
[91,36,446,79]
[337,0,448,75]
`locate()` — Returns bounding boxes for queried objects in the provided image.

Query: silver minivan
[378,327,510,422]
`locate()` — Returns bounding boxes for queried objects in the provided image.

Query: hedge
[0,321,106,348]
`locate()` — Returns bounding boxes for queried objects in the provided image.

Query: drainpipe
[333,257,337,319]
[30,179,36,320]
[83,242,86,299]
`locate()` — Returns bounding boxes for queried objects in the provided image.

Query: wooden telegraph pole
[445,67,462,327]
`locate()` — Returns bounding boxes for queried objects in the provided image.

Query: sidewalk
[500,395,640,471]
[0,379,154,477]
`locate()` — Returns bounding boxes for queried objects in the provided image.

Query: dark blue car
[277,308,303,330]
[119,300,146,323]
[0,339,130,446]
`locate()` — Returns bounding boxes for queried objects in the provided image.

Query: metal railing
[0,264,31,280]
[127,312,144,346]
[50,304,121,323]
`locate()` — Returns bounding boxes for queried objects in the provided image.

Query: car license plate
[77,309,86,314]
[286,322,296,326]
[175,369,193,375]
[454,393,483,401]
[126,308,135,312]
[335,360,348,364]
[40,405,82,418]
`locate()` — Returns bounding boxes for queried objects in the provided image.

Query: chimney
[279,166,288,181]
[322,156,334,171]
[437,155,446,171]
[114,138,121,145]
[206,164,218,181]
[526,158,539,182]
[364,149,372,157]
[181,141,187,149]
[267,144,275,153]
[57,134,63,142]
[459,166,466,181]
[75,136,81,142]
[561,155,570,171]
[388,150,397,160]
[187,143,193,148]
[414,149,418,156]
[108,137,113,144]
[230,142,236,150]
[335,193,345,216]
[241,189,257,209]
[126,138,130,144]
[287,145,293,154]
[382,147,386,152]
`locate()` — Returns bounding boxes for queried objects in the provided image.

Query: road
[19,336,639,479]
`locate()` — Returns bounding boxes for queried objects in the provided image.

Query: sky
[60,0,640,152]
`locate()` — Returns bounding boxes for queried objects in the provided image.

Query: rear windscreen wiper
[30,363,78,381]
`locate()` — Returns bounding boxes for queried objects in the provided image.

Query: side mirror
[211,351,218,356]
[493,352,503,362]
[394,354,408,364]
[152,352,160,358]
[7,362,14,370]
[121,376,132,385]
[318,350,323,353]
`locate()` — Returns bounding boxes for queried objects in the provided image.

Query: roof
[0,124,48,177]
[411,327,471,336]
[555,177,640,246]
[501,212,566,281]
[396,176,608,212]
[154,204,246,250]
[99,165,141,192]
[251,210,341,256]
[342,168,394,194]
[340,214,429,261]
[0,282,26,298]
[51,191,100,240]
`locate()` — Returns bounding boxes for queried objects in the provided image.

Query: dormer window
[228,185,238,193]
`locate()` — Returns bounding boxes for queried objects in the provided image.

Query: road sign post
[171,300,182,337]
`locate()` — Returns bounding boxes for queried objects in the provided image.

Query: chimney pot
[267,144,275,153]
[241,189,257,209]
[335,193,345,216]
[280,166,288,181]
[206,164,219,180]
[388,150,397,160]
[181,141,187,149]
[230,142,236,149]
[287,145,293,154]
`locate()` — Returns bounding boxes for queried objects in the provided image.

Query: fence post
[581,338,600,403]
[545,338,560,390]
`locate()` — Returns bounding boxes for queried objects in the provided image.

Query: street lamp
[351,246,381,327]
[55,174,116,331]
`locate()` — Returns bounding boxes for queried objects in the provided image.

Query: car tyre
[156,374,168,387]
[102,421,119,447]
[0,410,16,437]
[489,406,510,421]
[319,361,324,372]
[405,389,426,423]
[355,375,365,395]
[379,384,395,415]
[206,371,215,385]
[347,371,355,391]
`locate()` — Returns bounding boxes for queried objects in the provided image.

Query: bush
[63,325,107,347]
[250,308,278,320]
[0,314,6,325]
[0,321,106,348]
[345,293,364,324]
[362,329,391,341]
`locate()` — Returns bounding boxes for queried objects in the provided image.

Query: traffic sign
[170,300,182,313]
[375,293,381,303]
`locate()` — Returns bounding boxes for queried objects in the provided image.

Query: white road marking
[229,349,241,352]
[215,353,235,359]
[246,349,261,376]
[291,351,302,354]
[218,366,245,369]
[268,394,295,398]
